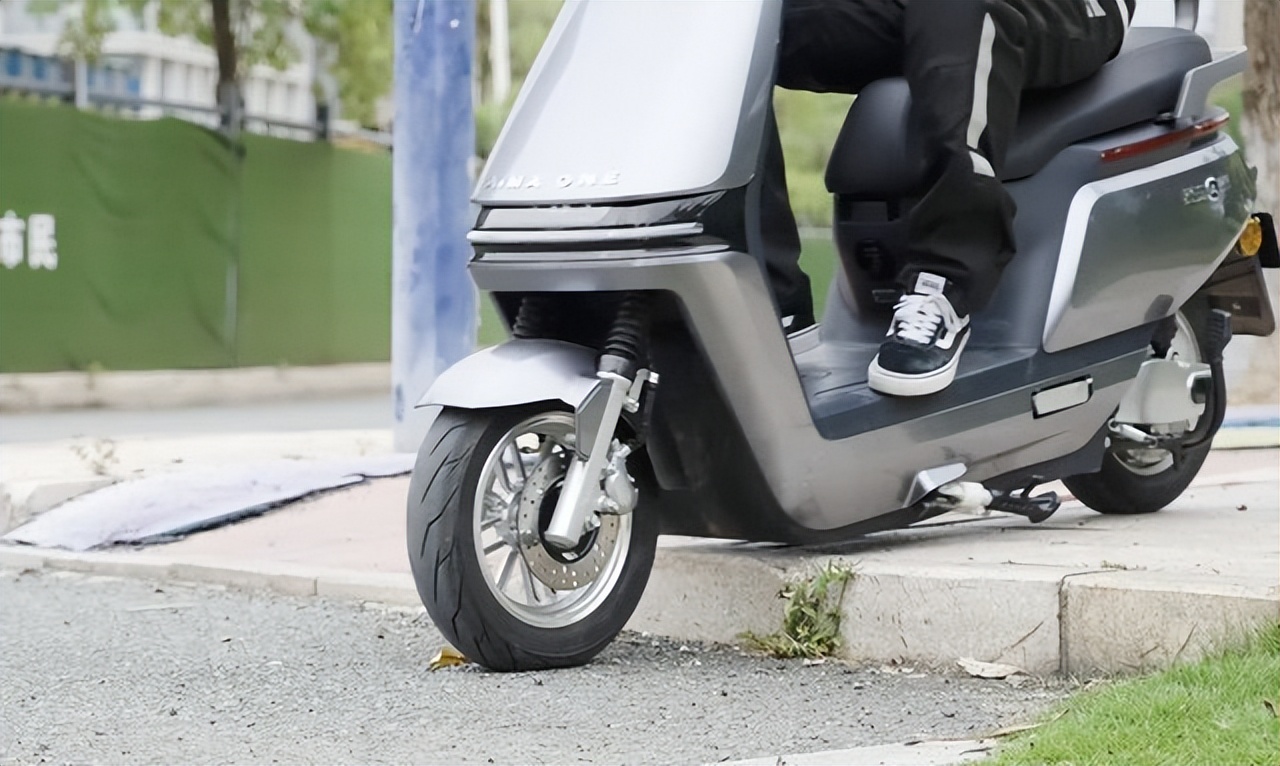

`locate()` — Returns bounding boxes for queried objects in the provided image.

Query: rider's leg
[761,0,905,331]
[869,0,1127,396]
[757,110,813,333]
[898,0,1029,314]
[899,0,1128,307]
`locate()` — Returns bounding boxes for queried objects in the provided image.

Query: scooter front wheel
[407,405,658,671]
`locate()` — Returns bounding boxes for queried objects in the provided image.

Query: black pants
[765,0,1129,320]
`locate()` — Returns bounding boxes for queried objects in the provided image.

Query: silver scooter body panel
[476,0,773,207]
[433,157,1251,536]
[1045,138,1251,351]
[474,0,778,205]
[465,249,1138,532]
[424,0,1256,538]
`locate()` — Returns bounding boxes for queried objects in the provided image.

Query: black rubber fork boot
[598,292,651,380]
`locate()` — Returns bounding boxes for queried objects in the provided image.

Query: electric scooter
[406,0,1279,671]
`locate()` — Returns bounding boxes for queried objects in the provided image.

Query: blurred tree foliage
[475,0,561,157]
[303,0,392,128]
[773,89,854,227]
[31,0,392,128]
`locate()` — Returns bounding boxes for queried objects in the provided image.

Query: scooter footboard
[417,339,600,410]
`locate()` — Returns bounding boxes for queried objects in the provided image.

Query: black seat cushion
[824,27,1212,197]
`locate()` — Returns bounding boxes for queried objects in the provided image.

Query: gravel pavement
[1,569,1067,765]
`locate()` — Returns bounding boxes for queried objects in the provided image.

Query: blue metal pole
[392,0,476,452]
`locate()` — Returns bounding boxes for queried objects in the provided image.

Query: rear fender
[417,340,600,410]
[1194,250,1277,337]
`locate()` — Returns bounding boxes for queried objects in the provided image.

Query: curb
[0,547,422,606]
[1212,425,1280,450]
[629,548,1279,677]
[4,538,1275,679]
[0,363,390,412]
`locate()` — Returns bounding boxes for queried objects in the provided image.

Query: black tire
[407,405,658,671]
[1063,309,1217,515]
[1062,440,1212,514]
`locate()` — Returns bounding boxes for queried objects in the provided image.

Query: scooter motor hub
[517,454,619,590]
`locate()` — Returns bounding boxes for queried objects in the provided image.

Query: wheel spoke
[480,492,505,529]
[508,442,529,483]
[492,453,515,496]
[497,551,518,590]
[520,565,540,604]
[502,444,526,488]
[535,578,557,603]
[467,414,633,630]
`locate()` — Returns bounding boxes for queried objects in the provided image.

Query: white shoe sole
[867,333,969,397]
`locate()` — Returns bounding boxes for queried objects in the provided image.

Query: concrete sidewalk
[1,424,1275,678]
[0,364,389,412]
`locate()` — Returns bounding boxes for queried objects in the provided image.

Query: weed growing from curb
[742,562,855,659]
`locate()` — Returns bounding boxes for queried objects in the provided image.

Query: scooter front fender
[416,339,600,411]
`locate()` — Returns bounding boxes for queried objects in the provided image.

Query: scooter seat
[824,27,1212,198]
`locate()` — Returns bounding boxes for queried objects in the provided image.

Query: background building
[0,0,314,128]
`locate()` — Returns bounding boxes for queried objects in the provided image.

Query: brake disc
[516,454,620,590]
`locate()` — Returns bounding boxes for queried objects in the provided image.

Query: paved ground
[4,440,1276,678]
[132,447,1280,582]
[0,406,1275,764]
[0,395,390,443]
[0,570,1066,766]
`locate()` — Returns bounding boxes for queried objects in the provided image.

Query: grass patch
[477,294,507,349]
[741,562,855,659]
[799,235,839,318]
[992,624,1280,766]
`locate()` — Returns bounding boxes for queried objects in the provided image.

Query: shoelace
[890,293,957,345]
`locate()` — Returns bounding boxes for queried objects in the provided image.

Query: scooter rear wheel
[1064,311,1216,515]
[1063,440,1212,515]
[407,405,658,671]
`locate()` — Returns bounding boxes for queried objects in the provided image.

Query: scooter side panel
[470,251,1133,533]
[1044,137,1252,352]
[474,0,779,206]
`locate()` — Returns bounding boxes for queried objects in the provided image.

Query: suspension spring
[511,294,557,339]
[599,292,651,379]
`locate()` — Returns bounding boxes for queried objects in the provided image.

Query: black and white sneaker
[867,273,970,397]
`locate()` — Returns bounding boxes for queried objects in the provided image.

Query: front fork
[541,293,655,550]
[543,369,654,548]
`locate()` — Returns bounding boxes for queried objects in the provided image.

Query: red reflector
[1100,113,1230,163]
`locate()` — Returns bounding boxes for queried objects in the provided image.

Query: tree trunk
[1243,0,1278,212]
[211,0,242,135]
[489,0,511,103]
[1230,0,1279,406]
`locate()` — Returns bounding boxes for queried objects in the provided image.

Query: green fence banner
[0,100,391,373]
